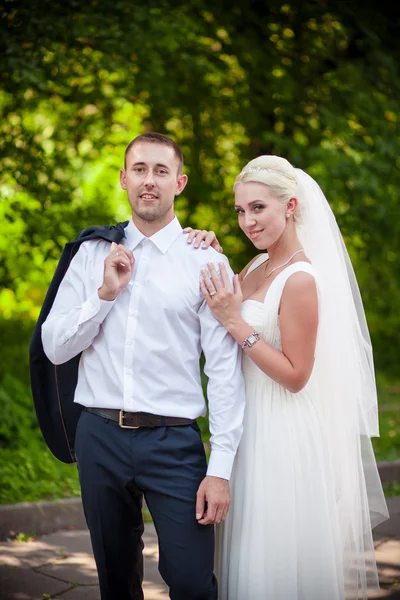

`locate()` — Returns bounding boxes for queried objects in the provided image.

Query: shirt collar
[125,216,183,254]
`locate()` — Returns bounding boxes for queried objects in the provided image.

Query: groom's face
[120,142,188,225]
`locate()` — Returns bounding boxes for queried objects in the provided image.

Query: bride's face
[234,182,288,249]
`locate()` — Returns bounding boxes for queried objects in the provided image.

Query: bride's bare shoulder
[239,254,267,282]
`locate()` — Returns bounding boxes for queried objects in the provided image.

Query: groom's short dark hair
[124,132,184,174]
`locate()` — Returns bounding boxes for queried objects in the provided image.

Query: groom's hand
[196,475,230,525]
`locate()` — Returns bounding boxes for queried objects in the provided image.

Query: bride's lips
[247,229,264,240]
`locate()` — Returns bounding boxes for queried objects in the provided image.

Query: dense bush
[0,374,80,504]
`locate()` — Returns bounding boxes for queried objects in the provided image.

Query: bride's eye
[254,204,265,212]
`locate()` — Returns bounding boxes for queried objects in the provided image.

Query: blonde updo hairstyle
[234,155,301,225]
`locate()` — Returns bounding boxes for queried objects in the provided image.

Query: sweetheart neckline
[242,261,313,305]
[242,298,264,306]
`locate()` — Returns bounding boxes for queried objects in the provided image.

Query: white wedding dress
[215,257,346,600]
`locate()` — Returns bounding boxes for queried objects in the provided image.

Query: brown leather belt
[86,407,195,429]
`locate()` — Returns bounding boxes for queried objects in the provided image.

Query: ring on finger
[209,290,217,297]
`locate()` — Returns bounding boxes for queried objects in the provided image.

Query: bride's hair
[234,155,300,223]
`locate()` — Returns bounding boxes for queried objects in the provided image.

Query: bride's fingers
[199,230,215,249]
[213,243,223,254]
[193,230,207,248]
[233,274,242,296]
[218,263,233,289]
[201,270,218,296]
[185,228,199,244]
[199,279,209,299]
[207,263,224,290]
[200,278,217,301]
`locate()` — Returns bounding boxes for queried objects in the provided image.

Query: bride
[189,155,388,599]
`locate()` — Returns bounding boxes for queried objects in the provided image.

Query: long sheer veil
[295,169,389,595]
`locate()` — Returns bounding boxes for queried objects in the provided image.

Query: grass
[0,440,81,505]
[373,375,400,463]
[15,532,36,542]
[383,481,400,497]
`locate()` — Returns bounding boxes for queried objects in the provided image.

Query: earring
[286,212,290,218]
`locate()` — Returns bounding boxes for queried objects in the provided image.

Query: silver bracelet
[240,332,261,349]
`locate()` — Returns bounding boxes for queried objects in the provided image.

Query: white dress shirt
[42,216,245,480]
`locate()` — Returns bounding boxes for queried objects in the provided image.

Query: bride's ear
[286,196,298,218]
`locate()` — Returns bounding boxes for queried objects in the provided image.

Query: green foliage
[1,0,399,370]
[0,441,80,505]
[372,376,400,463]
[15,532,36,542]
[0,434,80,504]
[383,481,400,497]
[0,374,80,504]
[0,0,399,501]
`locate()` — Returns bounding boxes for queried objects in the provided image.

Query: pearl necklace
[264,249,304,278]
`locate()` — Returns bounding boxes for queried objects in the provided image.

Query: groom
[41,132,245,599]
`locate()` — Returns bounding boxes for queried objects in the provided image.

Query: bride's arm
[201,264,318,393]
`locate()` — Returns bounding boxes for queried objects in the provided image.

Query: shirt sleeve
[198,254,246,480]
[41,242,115,365]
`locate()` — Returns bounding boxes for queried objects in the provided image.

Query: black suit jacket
[29,222,128,463]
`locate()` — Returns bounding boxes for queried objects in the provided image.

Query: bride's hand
[183,227,223,253]
[200,262,243,329]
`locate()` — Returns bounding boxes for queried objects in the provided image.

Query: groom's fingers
[198,501,218,525]
[196,487,206,521]
[221,504,230,522]
[214,506,224,524]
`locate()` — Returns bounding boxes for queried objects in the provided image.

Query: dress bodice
[241,257,316,381]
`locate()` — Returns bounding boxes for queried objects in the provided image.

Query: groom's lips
[140,194,158,202]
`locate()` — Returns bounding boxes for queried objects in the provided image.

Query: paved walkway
[1,496,400,599]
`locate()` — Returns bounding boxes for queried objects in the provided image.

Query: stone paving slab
[0,523,168,600]
[1,566,70,599]
[0,498,87,540]
[55,588,100,600]
[37,553,99,586]
[1,501,400,599]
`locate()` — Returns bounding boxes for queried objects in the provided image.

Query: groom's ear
[175,173,188,196]
[120,169,127,190]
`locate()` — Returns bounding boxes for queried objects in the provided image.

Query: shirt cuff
[206,449,236,481]
[79,291,116,325]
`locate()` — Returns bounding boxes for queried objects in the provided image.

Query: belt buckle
[119,410,140,429]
